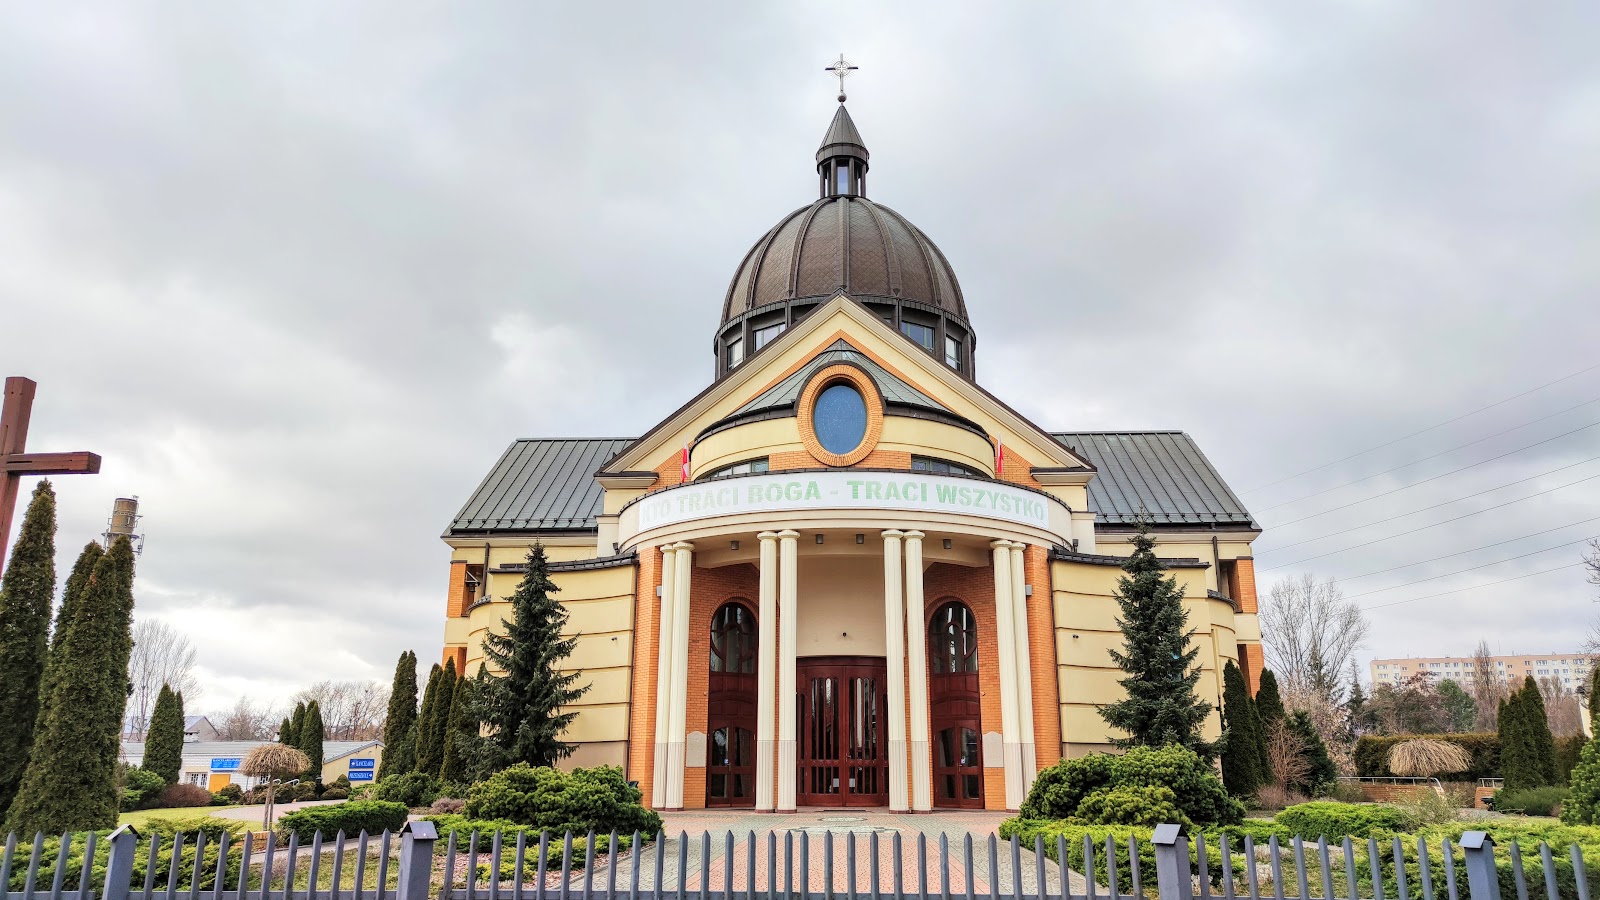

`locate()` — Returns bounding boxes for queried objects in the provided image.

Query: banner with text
[635,470,1054,532]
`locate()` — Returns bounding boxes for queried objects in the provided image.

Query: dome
[714,104,976,380]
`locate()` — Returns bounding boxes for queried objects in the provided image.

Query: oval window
[812,383,868,455]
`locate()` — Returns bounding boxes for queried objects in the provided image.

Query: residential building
[1371,654,1596,691]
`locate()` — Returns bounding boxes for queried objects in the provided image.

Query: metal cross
[825,54,859,97]
[0,376,102,574]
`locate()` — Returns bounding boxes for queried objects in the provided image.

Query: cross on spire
[0,376,102,574]
[825,53,858,102]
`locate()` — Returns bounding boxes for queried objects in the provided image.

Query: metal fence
[0,823,1589,900]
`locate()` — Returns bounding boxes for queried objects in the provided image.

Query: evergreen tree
[34,542,103,742]
[477,543,590,769]
[1097,523,1217,757]
[142,684,185,784]
[414,663,444,774]
[1437,679,1478,732]
[1220,661,1266,797]
[284,702,306,748]
[6,536,137,833]
[277,716,292,743]
[1255,670,1287,729]
[1523,676,1558,783]
[378,650,419,778]
[298,700,325,779]
[1502,678,1557,791]
[1589,667,1600,735]
[1345,662,1372,739]
[0,482,56,820]
[439,669,477,783]
[426,659,458,771]
[1286,709,1338,795]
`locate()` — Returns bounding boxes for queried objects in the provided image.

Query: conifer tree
[425,659,458,771]
[6,536,137,833]
[439,669,477,783]
[1589,668,1600,735]
[1286,709,1338,795]
[34,542,103,738]
[278,716,292,743]
[1220,661,1265,797]
[378,650,419,778]
[284,702,306,747]
[1523,676,1558,783]
[0,482,56,820]
[1255,670,1287,729]
[143,684,185,784]
[477,543,589,769]
[414,664,444,774]
[1345,663,1371,739]
[1501,677,1557,791]
[299,700,325,779]
[1097,523,1216,758]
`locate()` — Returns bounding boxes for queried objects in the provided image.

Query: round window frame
[797,364,883,467]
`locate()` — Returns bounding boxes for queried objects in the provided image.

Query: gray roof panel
[735,339,949,416]
[448,438,634,533]
[1050,431,1257,527]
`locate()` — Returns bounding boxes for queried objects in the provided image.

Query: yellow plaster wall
[691,415,995,480]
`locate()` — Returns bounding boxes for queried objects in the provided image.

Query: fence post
[100,825,140,900]
[1152,824,1190,900]
[398,822,440,900]
[1460,831,1501,900]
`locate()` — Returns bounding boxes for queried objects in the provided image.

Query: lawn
[118,805,250,828]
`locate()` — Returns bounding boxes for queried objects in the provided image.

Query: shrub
[276,801,409,841]
[371,771,444,808]
[1353,733,1498,780]
[1497,786,1569,817]
[1255,784,1309,811]
[1275,801,1419,839]
[1329,780,1368,803]
[425,816,638,868]
[1565,737,1600,825]
[155,784,214,808]
[211,783,244,805]
[464,764,663,836]
[1020,745,1245,827]
[321,788,350,800]
[1558,735,1588,785]
[1074,785,1187,827]
[120,766,167,811]
[430,797,467,815]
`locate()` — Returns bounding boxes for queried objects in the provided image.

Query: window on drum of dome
[901,321,934,351]
[812,382,868,455]
[710,603,757,674]
[703,458,769,479]
[727,337,744,369]
[912,456,977,476]
[945,336,960,368]
[836,164,850,195]
[754,323,786,350]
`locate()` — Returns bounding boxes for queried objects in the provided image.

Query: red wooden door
[929,602,984,808]
[706,602,758,807]
[796,656,888,807]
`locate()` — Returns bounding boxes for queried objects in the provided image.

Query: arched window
[929,601,978,674]
[710,602,757,674]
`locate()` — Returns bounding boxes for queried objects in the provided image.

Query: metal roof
[119,739,382,764]
[734,340,950,417]
[1051,431,1257,528]
[448,438,634,534]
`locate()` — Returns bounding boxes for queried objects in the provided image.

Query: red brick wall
[683,561,761,809]
[924,560,1007,810]
[627,547,663,803]
[445,560,469,618]
[1024,544,1062,771]
[1235,557,1258,614]
[1239,643,1266,696]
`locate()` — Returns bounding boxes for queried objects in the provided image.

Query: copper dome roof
[720,195,969,326]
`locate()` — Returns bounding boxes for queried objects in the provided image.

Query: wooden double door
[796,656,889,807]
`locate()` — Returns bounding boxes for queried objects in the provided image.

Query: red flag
[681,445,690,481]
[996,438,1005,476]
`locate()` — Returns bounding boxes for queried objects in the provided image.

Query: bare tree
[1539,676,1584,737]
[1260,574,1369,719]
[213,695,278,740]
[1585,541,1600,655]
[294,680,391,740]
[1469,639,1507,731]
[126,619,200,737]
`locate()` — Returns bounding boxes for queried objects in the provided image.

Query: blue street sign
[348,758,376,769]
[210,758,241,771]
[348,770,374,782]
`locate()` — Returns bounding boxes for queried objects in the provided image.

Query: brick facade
[445,559,469,618]
[626,546,663,800]
[683,561,762,809]
[924,561,1008,810]
[1234,557,1258,614]
[1024,544,1062,771]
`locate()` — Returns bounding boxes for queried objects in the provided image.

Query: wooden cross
[1,376,102,573]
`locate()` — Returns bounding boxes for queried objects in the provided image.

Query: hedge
[275,801,409,841]
[425,815,639,868]
[1352,733,1499,780]
[1274,802,1419,840]
[5,819,244,892]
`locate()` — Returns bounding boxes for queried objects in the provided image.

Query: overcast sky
[2,3,1598,713]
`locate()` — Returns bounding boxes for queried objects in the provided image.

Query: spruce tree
[143,684,185,784]
[0,482,56,820]
[477,543,589,769]
[414,664,444,774]
[1097,523,1217,758]
[1345,663,1371,739]
[6,535,138,833]
[1255,670,1287,728]
[378,650,419,778]
[439,669,477,783]
[299,700,325,779]
[1220,661,1265,797]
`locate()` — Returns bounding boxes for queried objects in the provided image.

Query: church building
[439,99,1263,813]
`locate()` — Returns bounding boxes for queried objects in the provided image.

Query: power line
[1362,562,1585,611]
[1241,361,1600,495]
[1345,533,1600,599]
[1262,420,1600,529]
[1336,516,1600,583]
[1256,397,1600,513]
[1258,469,1600,569]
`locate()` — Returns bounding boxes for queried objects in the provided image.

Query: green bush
[322,787,350,800]
[1020,745,1244,827]
[1566,736,1600,824]
[5,820,244,893]
[370,771,444,807]
[426,815,639,868]
[1496,786,1569,817]
[1274,801,1419,839]
[155,784,214,808]
[464,764,663,837]
[120,766,167,811]
[275,801,409,841]
[1353,733,1499,780]
[1075,785,1189,827]
[212,783,244,805]
[1558,734,1588,785]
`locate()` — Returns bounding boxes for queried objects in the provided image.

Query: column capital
[881,529,905,539]
[757,531,779,541]
[776,529,800,540]
[672,541,695,552]
[1007,540,1029,550]
[902,530,925,541]
[991,539,1012,551]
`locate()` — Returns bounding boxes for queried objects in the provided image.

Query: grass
[119,805,249,828]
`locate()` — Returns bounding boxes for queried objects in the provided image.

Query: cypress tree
[34,542,103,739]
[285,702,306,748]
[477,543,590,769]
[299,700,325,779]
[1255,670,1287,729]
[278,716,293,743]
[1523,676,1558,784]
[439,669,477,783]
[0,482,56,820]
[1096,522,1217,758]
[1220,661,1265,797]
[426,659,458,772]
[1589,667,1600,736]
[378,650,419,778]
[414,664,444,774]
[142,684,185,784]
[6,535,138,833]
[1502,678,1557,791]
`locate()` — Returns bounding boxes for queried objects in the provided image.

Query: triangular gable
[601,295,1090,474]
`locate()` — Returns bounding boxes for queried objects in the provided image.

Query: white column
[755,532,779,811]
[776,530,800,812]
[1009,541,1038,795]
[666,541,694,809]
[651,545,678,809]
[882,529,909,812]
[992,539,1023,810]
[904,530,932,812]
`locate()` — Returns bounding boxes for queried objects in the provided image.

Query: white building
[119,740,383,790]
[1371,653,1596,691]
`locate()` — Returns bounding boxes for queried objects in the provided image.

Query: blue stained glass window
[812,383,867,455]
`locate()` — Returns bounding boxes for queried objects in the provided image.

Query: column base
[756,738,776,812]
[665,741,686,809]
[776,739,797,813]
[909,738,932,812]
